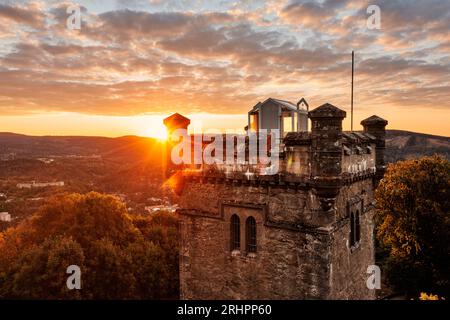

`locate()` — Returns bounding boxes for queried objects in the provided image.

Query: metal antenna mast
[351,51,354,132]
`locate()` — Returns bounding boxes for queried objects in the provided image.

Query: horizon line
[1,129,449,140]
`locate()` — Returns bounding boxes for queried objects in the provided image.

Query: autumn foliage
[0,192,179,299]
[375,155,450,297]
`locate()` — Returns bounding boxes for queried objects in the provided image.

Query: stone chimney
[308,103,346,212]
[361,115,388,182]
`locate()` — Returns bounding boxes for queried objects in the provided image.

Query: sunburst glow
[141,123,168,141]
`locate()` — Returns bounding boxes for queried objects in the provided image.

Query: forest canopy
[0,192,179,299]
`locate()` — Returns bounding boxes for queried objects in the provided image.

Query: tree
[375,155,450,297]
[0,236,85,299]
[131,212,179,299]
[0,192,179,299]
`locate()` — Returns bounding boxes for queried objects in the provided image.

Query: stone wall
[178,177,376,300]
[329,179,376,299]
[179,179,328,227]
[179,205,331,299]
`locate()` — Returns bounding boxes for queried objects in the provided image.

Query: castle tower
[173,101,383,300]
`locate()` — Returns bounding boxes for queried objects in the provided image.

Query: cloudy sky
[0,0,449,137]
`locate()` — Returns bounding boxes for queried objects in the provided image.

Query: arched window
[355,210,361,243]
[246,216,257,253]
[350,211,355,247]
[230,214,240,251]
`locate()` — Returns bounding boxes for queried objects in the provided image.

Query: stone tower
[166,103,387,299]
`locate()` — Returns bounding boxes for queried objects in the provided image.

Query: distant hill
[385,130,450,163]
[0,133,169,204]
[0,130,449,164]
[0,133,163,164]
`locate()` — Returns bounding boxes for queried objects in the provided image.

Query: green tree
[83,238,136,299]
[375,155,450,297]
[0,236,85,299]
[0,192,179,299]
[132,211,179,299]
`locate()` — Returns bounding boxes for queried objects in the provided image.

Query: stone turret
[163,113,191,136]
[163,113,191,178]
[361,115,388,182]
[308,103,346,211]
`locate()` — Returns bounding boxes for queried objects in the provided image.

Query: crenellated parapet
[341,131,377,175]
[175,105,386,192]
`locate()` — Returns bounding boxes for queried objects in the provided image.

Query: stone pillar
[361,115,388,182]
[308,103,346,212]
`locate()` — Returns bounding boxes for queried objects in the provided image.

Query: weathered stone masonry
[166,103,388,300]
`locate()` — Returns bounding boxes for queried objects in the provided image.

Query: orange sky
[0,1,449,138]
[1,109,449,138]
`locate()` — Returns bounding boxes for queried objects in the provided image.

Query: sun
[141,123,168,141]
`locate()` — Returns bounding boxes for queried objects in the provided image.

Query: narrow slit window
[246,216,257,253]
[350,211,355,248]
[230,214,240,251]
[355,210,361,243]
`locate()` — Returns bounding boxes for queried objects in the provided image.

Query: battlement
[182,130,377,185]
[165,102,387,211]
[172,103,385,190]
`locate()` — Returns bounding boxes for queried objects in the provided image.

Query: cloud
[91,9,236,42]
[280,0,350,32]
[0,0,448,129]
[0,2,45,28]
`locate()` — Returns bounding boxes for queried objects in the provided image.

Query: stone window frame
[221,201,264,257]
